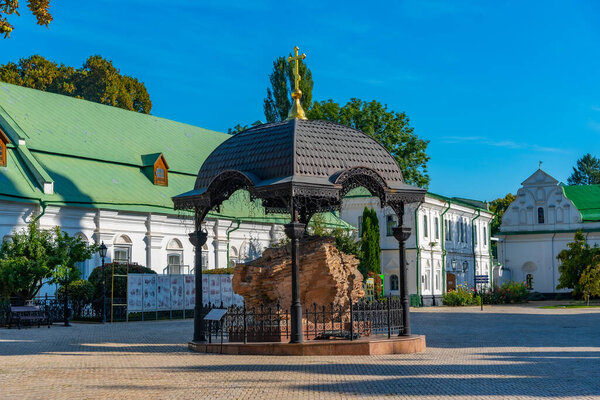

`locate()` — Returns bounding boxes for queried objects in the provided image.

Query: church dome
[194,119,405,191]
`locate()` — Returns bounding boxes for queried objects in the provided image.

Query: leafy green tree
[263,55,313,122]
[359,208,380,276]
[489,193,516,236]
[0,0,52,38]
[0,222,53,300]
[567,153,600,185]
[0,55,152,113]
[557,230,600,296]
[308,99,430,187]
[579,258,600,306]
[0,222,97,300]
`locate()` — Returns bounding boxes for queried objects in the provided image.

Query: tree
[579,257,600,306]
[263,55,313,122]
[0,222,97,300]
[488,193,516,236]
[557,230,600,296]
[0,55,152,113]
[0,0,52,38]
[567,153,600,185]
[308,99,430,188]
[0,222,53,300]
[359,208,380,276]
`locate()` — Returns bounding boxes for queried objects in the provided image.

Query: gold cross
[287,46,306,93]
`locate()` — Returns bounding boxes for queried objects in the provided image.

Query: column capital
[392,226,412,242]
[188,230,208,247]
[284,222,306,240]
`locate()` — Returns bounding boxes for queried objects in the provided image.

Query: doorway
[446,272,456,292]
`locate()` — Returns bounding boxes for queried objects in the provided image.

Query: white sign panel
[202,275,209,306]
[143,274,157,311]
[156,275,171,311]
[127,274,143,312]
[170,275,184,310]
[209,275,221,305]
[184,275,195,310]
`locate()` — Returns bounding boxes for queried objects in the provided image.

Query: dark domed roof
[194,119,405,190]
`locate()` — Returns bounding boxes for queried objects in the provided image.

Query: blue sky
[2,0,600,201]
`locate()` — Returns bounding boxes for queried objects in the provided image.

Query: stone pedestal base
[188,335,426,356]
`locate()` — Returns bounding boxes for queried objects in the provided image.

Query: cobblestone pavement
[1,302,599,399]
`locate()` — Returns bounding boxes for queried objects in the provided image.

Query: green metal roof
[344,187,492,213]
[562,184,600,222]
[0,83,353,229]
[0,82,228,175]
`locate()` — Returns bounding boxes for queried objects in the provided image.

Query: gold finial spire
[287,46,308,120]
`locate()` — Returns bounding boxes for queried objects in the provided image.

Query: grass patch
[539,304,600,309]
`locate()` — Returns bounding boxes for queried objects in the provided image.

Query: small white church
[497,169,600,293]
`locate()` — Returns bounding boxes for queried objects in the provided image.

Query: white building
[497,169,600,294]
[341,189,494,306]
[0,82,350,296]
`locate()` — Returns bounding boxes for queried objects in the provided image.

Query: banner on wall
[156,275,171,311]
[127,274,239,313]
[127,274,143,312]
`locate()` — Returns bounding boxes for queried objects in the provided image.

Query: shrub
[57,280,94,318]
[442,284,476,306]
[203,267,235,275]
[478,281,529,304]
[88,263,155,302]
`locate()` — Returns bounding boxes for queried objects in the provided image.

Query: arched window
[113,235,132,263]
[229,246,238,268]
[390,274,399,291]
[167,238,184,272]
[537,207,544,224]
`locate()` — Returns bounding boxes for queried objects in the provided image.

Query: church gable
[501,169,581,231]
[521,169,558,187]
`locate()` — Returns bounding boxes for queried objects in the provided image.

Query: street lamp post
[99,242,108,324]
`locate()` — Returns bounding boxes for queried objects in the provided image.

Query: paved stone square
[1,302,599,399]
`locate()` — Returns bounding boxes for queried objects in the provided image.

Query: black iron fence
[203,297,404,343]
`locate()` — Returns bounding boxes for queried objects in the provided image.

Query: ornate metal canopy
[173,118,426,223]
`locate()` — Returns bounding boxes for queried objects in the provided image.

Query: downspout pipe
[471,209,481,289]
[440,200,452,293]
[226,218,241,269]
[489,214,498,287]
[414,203,421,306]
[32,200,47,223]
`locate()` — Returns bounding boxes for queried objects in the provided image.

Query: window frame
[537,207,545,224]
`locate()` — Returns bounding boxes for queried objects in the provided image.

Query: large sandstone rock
[233,236,364,312]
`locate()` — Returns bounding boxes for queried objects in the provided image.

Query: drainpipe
[226,219,241,269]
[440,200,452,293]
[32,200,47,223]
[414,203,421,305]
[471,209,481,288]
[488,214,497,287]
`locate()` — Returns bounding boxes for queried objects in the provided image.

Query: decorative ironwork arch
[335,167,389,207]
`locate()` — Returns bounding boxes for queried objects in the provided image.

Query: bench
[9,306,50,329]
